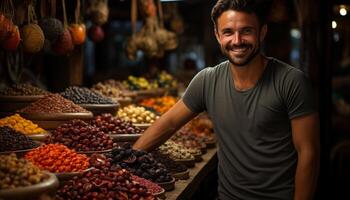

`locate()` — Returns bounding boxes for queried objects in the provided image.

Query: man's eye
[223,31,232,36]
[242,29,253,34]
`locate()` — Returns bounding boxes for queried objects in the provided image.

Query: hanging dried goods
[21,24,45,53]
[1,25,20,51]
[39,18,63,43]
[88,25,104,42]
[69,23,86,45]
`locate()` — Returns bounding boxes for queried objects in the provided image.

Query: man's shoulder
[199,60,230,77]
[269,57,307,80]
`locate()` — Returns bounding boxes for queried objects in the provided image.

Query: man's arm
[133,99,198,151]
[291,113,320,200]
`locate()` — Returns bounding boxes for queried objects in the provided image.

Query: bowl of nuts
[0,153,59,200]
[0,172,59,200]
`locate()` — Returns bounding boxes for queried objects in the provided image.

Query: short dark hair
[211,0,272,29]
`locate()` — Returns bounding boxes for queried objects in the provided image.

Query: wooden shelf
[165,147,218,200]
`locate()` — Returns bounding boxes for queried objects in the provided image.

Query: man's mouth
[228,45,251,54]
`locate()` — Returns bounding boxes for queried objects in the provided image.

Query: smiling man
[133,0,320,199]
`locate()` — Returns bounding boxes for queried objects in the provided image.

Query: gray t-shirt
[182,58,316,200]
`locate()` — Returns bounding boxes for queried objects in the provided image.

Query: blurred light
[333,32,340,42]
[290,28,301,39]
[160,0,183,1]
[340,5,347,16]
[332,21,337,29]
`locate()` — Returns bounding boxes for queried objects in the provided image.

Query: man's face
[215,10,266,67]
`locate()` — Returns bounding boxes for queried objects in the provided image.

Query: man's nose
[232,32,243,45]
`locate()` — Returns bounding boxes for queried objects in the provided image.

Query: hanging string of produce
[126,0,178,60]
[21,0,45,53]
[69,0,86,45]
[39,0,64,44]
[0,0,20,52]
[86,0,109,42]
[51,0,74,55]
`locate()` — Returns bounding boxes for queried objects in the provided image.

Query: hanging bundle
[51,0,74,55]
[39,0,64,43]
[126,0,178,60]
[69,0,86,45]
[0,0,20,51]
[88,25,104,42]
[86,0,109,26]
[21,0,45,53]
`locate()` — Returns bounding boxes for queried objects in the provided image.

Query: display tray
[27,132,50,142]
[200,146,207,154]
[0,142,41,157]
[109,133,142,142]
[172,169,190,180]
[114,97,133,107]
[205,141,216,149]
[77,149,113,156]
[54,168,92,181]
[0,95,45,112]
[156,177,175,192]
[153,188,166,199]
[193,153,203,162]
[79,103,119,115]
[174,158,195,168]
[0,172,59,200]
[0,95,45,102]
[133,123,151,129]
[19,112,93,130]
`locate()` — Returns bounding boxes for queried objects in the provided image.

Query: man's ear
[214,28,220,43]
[260,24,267,42]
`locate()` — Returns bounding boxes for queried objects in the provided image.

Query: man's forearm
[133,115,177,151]
[133,100,197,151]
[294,151,319,200]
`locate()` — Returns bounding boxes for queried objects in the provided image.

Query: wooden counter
[165,147,218,200]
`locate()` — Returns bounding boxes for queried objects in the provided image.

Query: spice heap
[91,113,142,135]
[61,86,115,104]
[132,175,163,194]
[110,144,173,183]
[0,83,49,96]
[123,76,157,90]
[91,80,131,99]
[117,105,158,124]
[151,150,187,173]
[56,162,155,199]
[185,114,216,143]
[139,96,177,114]
[158,141,197,160]
[18,94,90,114]
[0,154,47,189]
[154,71,178,89]
[47,119,114,151]
[0,114,45,135]
[25,144,89,173]
[0,126,39,152]
[171,127,207,150]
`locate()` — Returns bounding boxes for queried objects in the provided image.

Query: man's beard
[221,42,261,67]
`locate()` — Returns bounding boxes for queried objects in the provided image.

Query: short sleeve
[282,69,317,119]
[181,69,207,113]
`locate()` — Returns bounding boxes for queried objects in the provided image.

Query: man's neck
[230,55,268,91]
